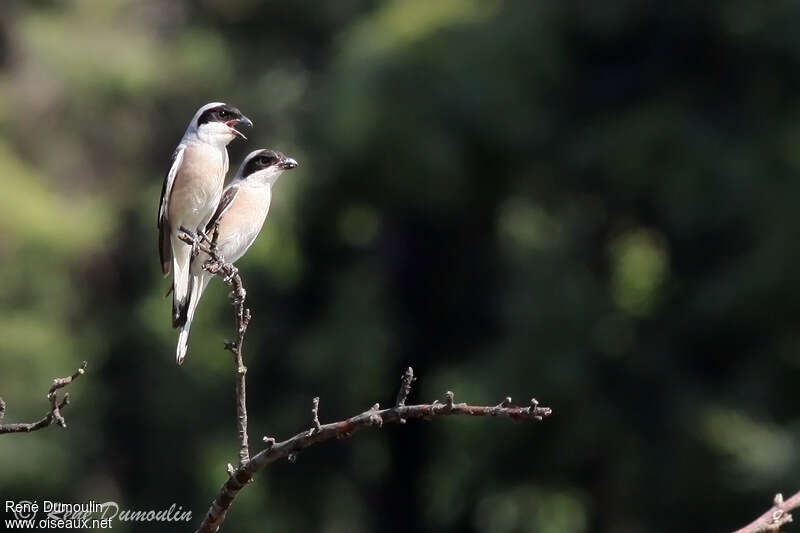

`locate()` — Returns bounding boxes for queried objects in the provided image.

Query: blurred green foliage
[2,0,800,531]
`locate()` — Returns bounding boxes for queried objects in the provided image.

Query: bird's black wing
[205,184,239,237]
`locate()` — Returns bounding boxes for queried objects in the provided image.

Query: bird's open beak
[280,157,298,170]
[227,115,253,140]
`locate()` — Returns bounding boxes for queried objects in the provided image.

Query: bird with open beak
[175,148,299,364]
[158,102,252,330]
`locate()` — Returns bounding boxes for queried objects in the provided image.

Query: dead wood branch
[0,361,87,435]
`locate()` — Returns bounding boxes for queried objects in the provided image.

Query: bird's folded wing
[205,184,239,236]
[157,145,186,275]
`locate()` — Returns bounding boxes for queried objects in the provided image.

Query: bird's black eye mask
[243,151,281,176]
[197,105,242,126]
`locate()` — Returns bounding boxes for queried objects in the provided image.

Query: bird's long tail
[176,272,211,365]
[170,234,192,328]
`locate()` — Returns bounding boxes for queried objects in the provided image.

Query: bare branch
[194,368,552,533]
[180,227,251,466]
[0,361,87,435]
[185,227,552,533]
[733,491,800,533]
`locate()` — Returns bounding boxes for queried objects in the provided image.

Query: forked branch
[183,226,552,533]
[0,361,87,435]
[194,367,552,533]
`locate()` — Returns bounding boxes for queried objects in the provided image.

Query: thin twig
[0,361,87,435]
[733,491,800,533]
[179,226,250,466]
[395,366,415,408]
[194,367,552,533]
[310,397,321,434]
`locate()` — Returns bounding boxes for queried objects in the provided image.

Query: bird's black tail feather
[172,278,192,328]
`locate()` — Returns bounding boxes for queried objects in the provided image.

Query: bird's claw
[177,226,204,258]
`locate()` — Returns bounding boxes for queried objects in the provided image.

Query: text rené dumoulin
[5,500,192,523]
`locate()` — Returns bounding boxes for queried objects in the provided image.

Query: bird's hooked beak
[279,157,298,170]
[227,115,253,140]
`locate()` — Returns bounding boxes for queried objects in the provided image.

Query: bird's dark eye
[258,156,273,166]
[218,110,230,119]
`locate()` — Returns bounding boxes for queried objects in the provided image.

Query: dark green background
[2,1,799,531]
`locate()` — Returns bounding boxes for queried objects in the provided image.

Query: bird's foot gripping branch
[179,226,250,466]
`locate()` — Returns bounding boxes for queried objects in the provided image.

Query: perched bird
[158,102,252,328]
[175,148,299,364]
